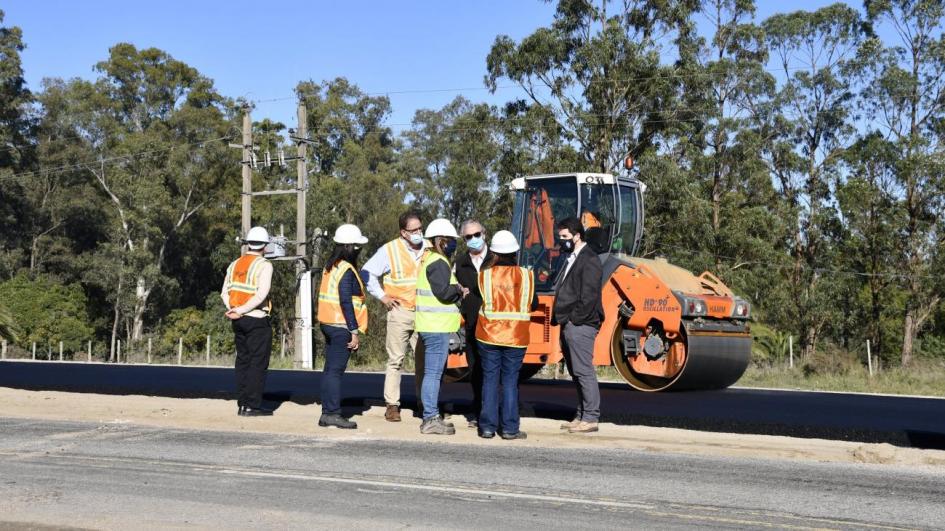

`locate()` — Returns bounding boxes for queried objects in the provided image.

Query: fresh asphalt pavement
[2,360,945,449]
[1,416,943,530]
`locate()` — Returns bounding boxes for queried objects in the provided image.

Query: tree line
[0,1,943,368]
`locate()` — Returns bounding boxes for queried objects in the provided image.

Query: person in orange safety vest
[474,230,538,440]
[222,226,274,417]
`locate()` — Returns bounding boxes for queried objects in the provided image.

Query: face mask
[408,233,424,246]
[443,239,457,258]
[466,236,485,252]
[559,238,574,252]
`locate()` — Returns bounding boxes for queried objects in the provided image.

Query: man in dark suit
[454,219,493,427]
[552,217,603,433]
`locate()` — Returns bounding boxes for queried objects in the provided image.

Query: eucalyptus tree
[760,4,865,357]
[863,0,945,366]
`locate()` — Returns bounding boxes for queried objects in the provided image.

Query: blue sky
[5,0,839,132]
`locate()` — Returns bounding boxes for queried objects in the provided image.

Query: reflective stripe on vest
[383,238,425,310]
[316,261,368,333]
[475,266,534,348]
[226,254,272,315]
[415,253,460,333]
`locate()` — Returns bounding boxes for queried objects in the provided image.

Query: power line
[0,135,232,182]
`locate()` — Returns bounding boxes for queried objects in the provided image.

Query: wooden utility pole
[294,102,310,369]
[230,102,313,368]
[241,110,253,250]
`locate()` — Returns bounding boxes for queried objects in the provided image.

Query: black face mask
[343,247,362,264]
[443,239,457,258]
[559,238,574,252]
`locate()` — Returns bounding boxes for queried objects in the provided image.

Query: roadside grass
[737,360,945,397]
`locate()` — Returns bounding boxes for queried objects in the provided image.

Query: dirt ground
[2,386,944,469]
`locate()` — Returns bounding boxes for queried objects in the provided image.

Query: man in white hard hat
[360,210,427,422]
[221,226,275,416]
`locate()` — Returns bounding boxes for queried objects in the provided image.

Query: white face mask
[408,233,424,246]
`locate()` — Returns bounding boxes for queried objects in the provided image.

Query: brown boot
[568,421,599,434]
[560,418,580,430]
[385,404,401,422]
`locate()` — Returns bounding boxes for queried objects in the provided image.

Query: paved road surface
[2,361,944,449]
[0,416,942,530]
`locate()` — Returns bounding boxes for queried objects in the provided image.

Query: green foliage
[0,1,944,373]
[0,274,93,350]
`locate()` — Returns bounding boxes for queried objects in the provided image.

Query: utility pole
[294,102,313,369]
[241,110,253,251]
[230,102,314,369]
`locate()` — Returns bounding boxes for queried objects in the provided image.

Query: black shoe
[500,431,527,440]
[318,414,357,429]
[241,407,273,417]
[478,430,495,439]
[237,406,246,416]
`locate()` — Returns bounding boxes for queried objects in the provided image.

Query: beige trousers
[384,305,418,406]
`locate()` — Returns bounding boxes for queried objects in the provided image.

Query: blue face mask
[408,233,424,246]
[466,236,485,252]
[444,239,457,258]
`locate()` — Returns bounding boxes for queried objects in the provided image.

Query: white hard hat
[424,218,458,239]
[333,223,368,245]
[245,226,270,249]
[490,230,520,254]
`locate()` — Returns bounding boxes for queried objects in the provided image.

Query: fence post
[59,341,63,361]
[280,333,286,359]
[88,340,92,362]
[178,337,183,365]
[1,339,6,360]
[206,335,211,365]
[117,339,121,363]
[147,338,152,364]
[866,339,873,377]
[32,342,36,360]
[788,336,794,369]
[47,344,51,361]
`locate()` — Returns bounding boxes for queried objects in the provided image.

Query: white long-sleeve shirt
[360,238,427,301]
[220,255,273,318]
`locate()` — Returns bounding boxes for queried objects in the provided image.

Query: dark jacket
[454,249,494,329]
[552,245,603,328]
[337,268,368,332]
[426,256,462,304]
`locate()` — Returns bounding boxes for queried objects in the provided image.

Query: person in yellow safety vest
[360,210,428,422]
[222,226,274,417]
[315,223,369,430]
[415,218,468,435]
[475,230,538,440]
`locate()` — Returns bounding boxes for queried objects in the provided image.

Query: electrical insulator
[251,152,258,169]
[278,149,286,168]
[265,150,271,167]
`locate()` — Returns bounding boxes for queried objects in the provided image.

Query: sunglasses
[403,227,423,234]
[463,231,483,241]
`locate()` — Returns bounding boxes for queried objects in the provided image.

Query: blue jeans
[477,341,526,434]
[418,332,449,420]
[320,325,352,416]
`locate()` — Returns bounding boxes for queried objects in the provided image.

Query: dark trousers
[560,322,601,422]
[478,341,526,434]
[233,315,272,409]
[320,325,352,416]
[465,323,484,417]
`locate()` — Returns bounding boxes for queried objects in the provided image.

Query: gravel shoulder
[2,386,943,469]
